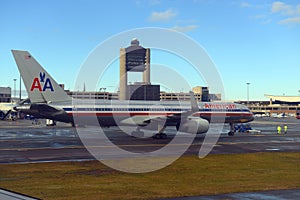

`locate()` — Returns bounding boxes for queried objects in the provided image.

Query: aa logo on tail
[30,72,54,92]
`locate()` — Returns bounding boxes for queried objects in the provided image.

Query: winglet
[190,91,199,113]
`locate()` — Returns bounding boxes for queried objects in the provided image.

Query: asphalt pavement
[1,117,300,199]
[0,117,300,163]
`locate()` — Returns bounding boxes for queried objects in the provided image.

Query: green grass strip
[1,152,300,200]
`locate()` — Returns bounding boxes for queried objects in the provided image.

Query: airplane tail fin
[11,50,71,103]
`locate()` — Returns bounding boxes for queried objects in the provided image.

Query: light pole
[246,82,250,105]
[13,78,17,102]
[19,74,22,101]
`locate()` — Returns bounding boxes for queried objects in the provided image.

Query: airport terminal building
[0,87,11,103]
[236,94,300,116]
[66,85,221,102]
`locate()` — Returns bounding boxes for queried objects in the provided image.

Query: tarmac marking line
[1,140,300,151]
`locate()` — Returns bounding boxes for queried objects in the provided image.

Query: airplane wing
[120,91,199,126]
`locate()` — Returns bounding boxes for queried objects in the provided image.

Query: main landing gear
[228,123,235,136]
[131,127,144,138]
[152,124,167,139]
[152,133,167,139]
[131,125,168,139]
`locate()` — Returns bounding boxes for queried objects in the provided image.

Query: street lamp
[246,82,250,105]
[13,78,17,102]
[19,74,22,101]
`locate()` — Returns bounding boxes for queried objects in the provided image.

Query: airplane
[0,102,16,120]
[12,50,254,138]
[0,99,32,120]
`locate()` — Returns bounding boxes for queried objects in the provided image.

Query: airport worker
[277,125,281,134]
[284,125,287,134]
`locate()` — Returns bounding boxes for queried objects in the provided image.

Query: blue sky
[0,0,299,100]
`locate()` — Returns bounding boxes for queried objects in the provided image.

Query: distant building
[160,92,202,101]
[66,85,221,102]
[67,91,118,100]
[0,87,11,103]
[235,95,300,115]
[160,86,221,102]
[265,94,300,105]
[192,86,210,102]
[127,83,160,101]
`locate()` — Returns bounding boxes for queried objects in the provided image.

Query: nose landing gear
[228,123,235,136]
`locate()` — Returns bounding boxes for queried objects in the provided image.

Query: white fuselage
[18,99,253,128]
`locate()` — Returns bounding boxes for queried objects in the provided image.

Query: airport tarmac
[1,117,300,199]
[165,189,300,200]
[0,117,300,164]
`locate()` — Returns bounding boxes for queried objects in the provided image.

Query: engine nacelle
[178,118,209,134]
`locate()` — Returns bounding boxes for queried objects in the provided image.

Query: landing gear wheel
[228,131,235,136]
[152,133,167,139]
[228,123,236,136]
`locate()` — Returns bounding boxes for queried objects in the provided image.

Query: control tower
[119,39,151,100]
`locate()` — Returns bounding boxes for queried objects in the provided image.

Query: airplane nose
[249,112,254,122]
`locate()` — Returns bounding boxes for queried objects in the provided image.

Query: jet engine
[177,117,209,134]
